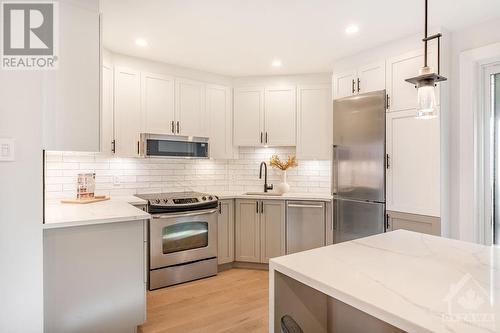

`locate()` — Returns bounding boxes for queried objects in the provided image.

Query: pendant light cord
[424,0,428,67]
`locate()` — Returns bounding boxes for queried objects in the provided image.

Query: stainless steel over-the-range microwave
[140,133,210,159]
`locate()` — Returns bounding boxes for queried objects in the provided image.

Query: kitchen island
[270,230,499,333]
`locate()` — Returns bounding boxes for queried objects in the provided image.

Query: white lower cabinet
[235,199,285,264]
[386,109,440,217]
[386,211,440,236]
[217,200,235,265]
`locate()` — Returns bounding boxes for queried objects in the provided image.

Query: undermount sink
[244,192,283,196]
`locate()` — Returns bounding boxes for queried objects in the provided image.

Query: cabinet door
[265,87,296,146]
[114,67,141,157]
[101,64,114,155]
[386,49,439,112]
[207,84,235,159]
[175,78,207,136]
[357,61,385,94]
[260,200,285,263]
[386,110,440,216]
[296,84,332,160]
[43,2,100,151]
[332,70,357,100]
[233,87,265,146]
[387,211,440,236]
[235,200,261,263]
[142,72,175,135]
[217,200,235,265]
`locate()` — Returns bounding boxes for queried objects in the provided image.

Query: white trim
[458,42,500,243]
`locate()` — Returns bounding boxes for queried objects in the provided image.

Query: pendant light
[405,0,447,119]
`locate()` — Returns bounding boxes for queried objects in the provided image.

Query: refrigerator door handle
[332,145,338,195]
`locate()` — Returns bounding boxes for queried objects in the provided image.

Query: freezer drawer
[286,201,326,254]
[333,198,385,243]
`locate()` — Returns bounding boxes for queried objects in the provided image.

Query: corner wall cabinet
[332,61,385,100]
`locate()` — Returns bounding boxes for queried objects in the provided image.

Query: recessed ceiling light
[135,38,148,47]
[345,24,359,35]
[271,59,282,67]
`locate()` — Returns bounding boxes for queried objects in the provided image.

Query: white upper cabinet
[141,73,175,135]
[43,1,100,151]
[296,84,332,160]
[175,78,207,137]
[264,87,296,146]
[101,64,114,155]
[233,86,296,146]
[386,109,440,217]
[233,87,265,146]
[386,48,439,112]
[357,61,386,94]
[332,70,357,99]
[207,84,235,159]
[114,67,141,157]
[332,61,385,100]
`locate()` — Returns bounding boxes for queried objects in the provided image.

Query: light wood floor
[138,268,269,333]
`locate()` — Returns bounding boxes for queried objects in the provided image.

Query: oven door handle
[151,209,218,220]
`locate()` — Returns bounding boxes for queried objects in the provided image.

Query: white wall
[448,18,500,240]
[0,71,44,331]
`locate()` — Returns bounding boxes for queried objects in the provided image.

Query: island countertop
[269,230,500,333]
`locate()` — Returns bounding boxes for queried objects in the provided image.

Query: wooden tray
[61,196,110,204]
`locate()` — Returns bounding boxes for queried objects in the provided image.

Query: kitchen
[1,0,500,333]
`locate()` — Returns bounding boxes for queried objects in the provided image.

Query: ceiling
[101,0,500,77]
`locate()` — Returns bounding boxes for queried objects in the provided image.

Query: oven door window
[162,221,208,254]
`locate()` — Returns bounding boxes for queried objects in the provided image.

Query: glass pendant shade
[416,84,437,119]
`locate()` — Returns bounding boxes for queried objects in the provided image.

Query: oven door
[149,208,218,269]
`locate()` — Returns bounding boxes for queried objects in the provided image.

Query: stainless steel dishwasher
[286,201,326,254]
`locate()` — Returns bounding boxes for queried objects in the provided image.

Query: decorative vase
[276,170,290,194]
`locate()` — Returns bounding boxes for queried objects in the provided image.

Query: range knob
[202,196,207,201]
[154,199,160,204]
[208,196,213,200]
[163,199,168,203]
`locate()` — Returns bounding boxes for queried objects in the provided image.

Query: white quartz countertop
[270,230,500,333]
[215,191,332,201]
[44,196,150,229]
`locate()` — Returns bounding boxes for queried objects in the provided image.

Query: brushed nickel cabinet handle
[171,121,175,134]
[352,79,355,94]
[176,121,180,134]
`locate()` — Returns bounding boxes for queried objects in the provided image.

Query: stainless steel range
[136,192,219,290]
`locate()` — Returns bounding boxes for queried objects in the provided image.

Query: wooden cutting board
[61,196,110,204]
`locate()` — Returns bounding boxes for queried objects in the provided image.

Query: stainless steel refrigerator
[332,90,386,243]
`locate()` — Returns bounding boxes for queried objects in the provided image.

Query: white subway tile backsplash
[44,147,331,198]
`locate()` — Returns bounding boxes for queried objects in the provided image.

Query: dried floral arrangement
[269,154,298,171]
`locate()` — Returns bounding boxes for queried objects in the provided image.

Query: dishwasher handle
[287,204,324,209]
